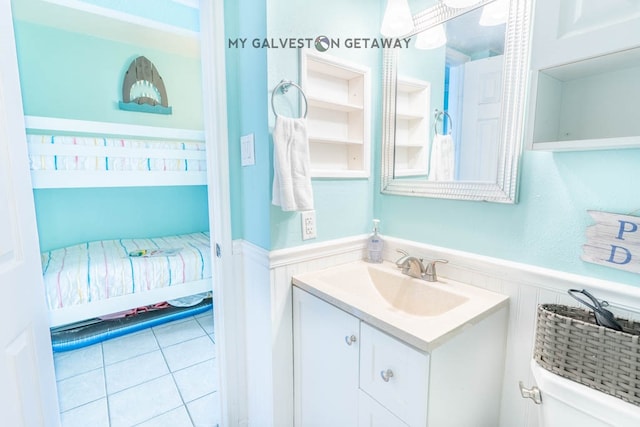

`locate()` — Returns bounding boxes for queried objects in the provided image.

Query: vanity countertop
[292,260,509,352]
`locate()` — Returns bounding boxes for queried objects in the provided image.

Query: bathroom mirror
[381,0,533,203]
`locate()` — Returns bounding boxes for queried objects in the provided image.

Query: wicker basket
[534,304,640,406]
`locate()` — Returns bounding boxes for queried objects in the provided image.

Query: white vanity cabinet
[359,323,428,427]
[293,286,507,427]
[293,286,360,427]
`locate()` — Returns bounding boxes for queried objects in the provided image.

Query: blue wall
[254,0,640,287]
[264,0,382,249]
[13,11,209,252]
[42,0,636,288]
[223,0,380,250]
[224,0,272,249]
[34,186,209,252]
[377,148,640,286]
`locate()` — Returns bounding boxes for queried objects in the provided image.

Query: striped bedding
[27,135,207,173]
[41,232,211,311]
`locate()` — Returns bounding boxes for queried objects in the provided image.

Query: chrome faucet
[395,249,449,282]
[395,249,425,279]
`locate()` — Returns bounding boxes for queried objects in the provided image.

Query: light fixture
[415,24,447,50]
[380,0,414,37]
[443,0,481,9]
[479,0,508,26]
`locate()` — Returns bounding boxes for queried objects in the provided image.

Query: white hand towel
[272,116,314,211]
[429,134,455,181]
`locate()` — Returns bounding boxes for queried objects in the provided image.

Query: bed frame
[25,116,207,188]
[25,116,212,328]
[49,278,212,328]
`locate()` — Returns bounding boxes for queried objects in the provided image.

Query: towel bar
[271,79,308,119]
[434,109,453,135]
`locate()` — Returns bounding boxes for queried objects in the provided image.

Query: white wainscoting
[235,235,640,427]
[382,236,640,427]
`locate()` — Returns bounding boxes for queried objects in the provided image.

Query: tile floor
[53,309,220,427]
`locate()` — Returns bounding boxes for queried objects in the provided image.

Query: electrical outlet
[301,210,317,240]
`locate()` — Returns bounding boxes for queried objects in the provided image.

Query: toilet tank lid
[530,360,640,424]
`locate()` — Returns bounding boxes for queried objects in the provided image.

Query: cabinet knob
[345,335,357,346]
[380,369,394,382]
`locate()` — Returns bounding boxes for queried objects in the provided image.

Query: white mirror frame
[381,0,533,203]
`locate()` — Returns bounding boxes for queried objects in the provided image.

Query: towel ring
[271,79,308,119]
[434,109,453,136]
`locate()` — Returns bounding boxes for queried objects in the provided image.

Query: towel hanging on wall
[272,116,314,212]
[429,133,455,181]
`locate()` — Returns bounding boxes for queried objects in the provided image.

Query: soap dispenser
[367,219,384,263]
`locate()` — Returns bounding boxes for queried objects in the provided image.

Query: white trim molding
[200,1,243,426]
[269,234,367,268]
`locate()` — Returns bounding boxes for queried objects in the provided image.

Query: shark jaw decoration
[119,56,172,115]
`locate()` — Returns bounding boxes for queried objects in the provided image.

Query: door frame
[200,1,248,426]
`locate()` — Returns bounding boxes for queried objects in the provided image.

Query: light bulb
[479,0,508,26]
[415,24,447,50]
[380,0,415,37]
[443,0,480,9]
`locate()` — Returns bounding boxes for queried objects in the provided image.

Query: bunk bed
[25,116,212,328]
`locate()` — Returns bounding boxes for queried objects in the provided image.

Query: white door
[458,55,503,182]
[0,2,60,426]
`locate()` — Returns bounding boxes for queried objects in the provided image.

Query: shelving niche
[529,47,640,151]
[394,76,430,177]
[527,0,640,151]
[301,51,371,178]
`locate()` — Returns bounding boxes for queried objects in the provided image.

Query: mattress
[41,232,211,310]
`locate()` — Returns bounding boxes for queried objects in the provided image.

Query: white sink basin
[367,267,468,316]
[292,260,508,351]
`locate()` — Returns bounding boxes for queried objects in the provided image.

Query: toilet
[529,360,640,427]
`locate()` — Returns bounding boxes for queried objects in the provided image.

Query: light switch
[241,133,255,166]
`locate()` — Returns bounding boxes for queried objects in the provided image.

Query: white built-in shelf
[308,135,363,146]
[307,97,364,113]
[301,50,371,179]
[527,0,640,151]
[396,112,426,121]
[528,47,640,151]
[12,0,200,58]
[394,76,430,177]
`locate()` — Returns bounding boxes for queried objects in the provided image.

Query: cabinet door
[532,0,640,69]
[358,390,408,427]
[359,323,428,427]
[293,287,360,427]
